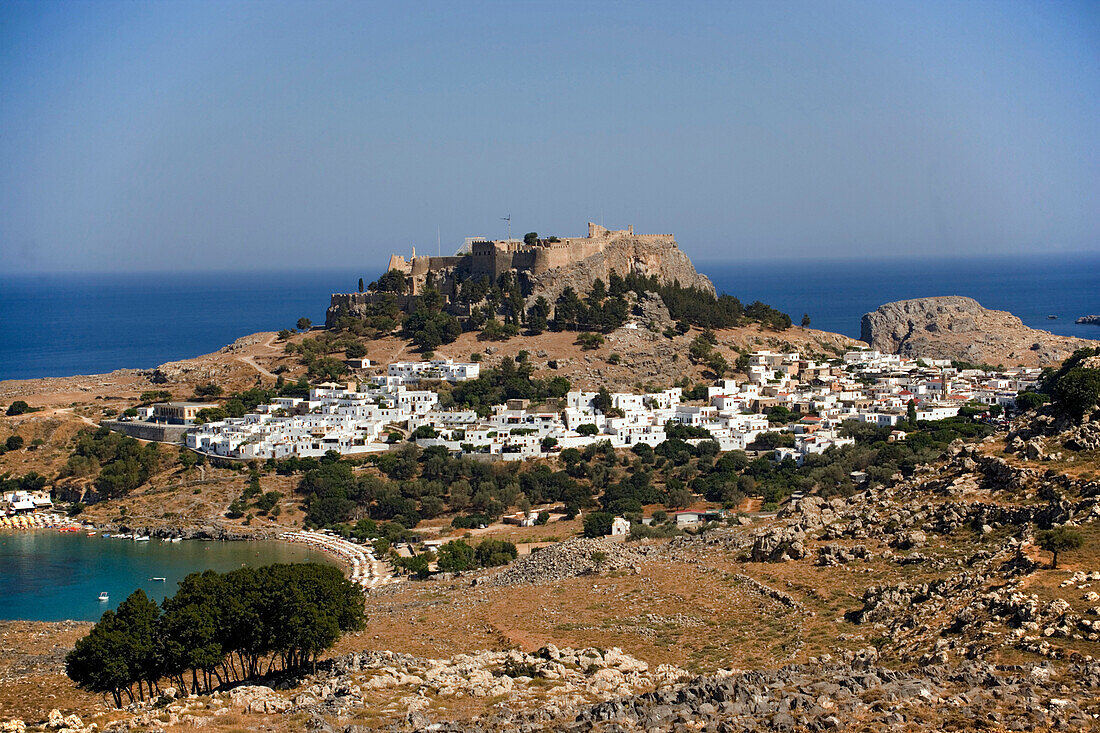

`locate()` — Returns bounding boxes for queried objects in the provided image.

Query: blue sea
[1,254,1098,381]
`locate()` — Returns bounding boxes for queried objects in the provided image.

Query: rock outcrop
[861,296,1098,366]
[523,234,714,309]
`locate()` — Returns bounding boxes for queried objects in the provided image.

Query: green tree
[5,435,24,451]
[1036,527,1084,569]
[297,317,313,332]
[345,342,367,360]
[436,539,476,573]
[1052,367,1100,419]
[373,269,408,294]
[65,610,135,706]
[576,423,599,436]
[801,313,811,328]
[358,277,365,293]
[907,400,918,425]
[5,400,32,416]
[1015,391,1050,412]
[194,383,224,399]
[523,232,538,246]
[582,511,614,538]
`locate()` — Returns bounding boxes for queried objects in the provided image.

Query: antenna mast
[500,214,511,242]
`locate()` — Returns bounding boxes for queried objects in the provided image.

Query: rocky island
[1077,315,1100,326]
[861,296,1099,367]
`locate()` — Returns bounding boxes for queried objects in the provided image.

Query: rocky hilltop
[327,226,715,327]
[861,296,1098,367]
[523,233,714,308]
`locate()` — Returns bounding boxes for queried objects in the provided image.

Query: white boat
[168,537,182,543]
[98,592,109,602]
[133,535,150,542]
[149,577,166,582]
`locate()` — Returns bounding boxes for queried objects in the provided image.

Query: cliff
[861,296,1099,367]
[524,233,714,308]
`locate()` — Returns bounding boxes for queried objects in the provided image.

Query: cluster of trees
[401,287,462,351]
[687,332,730,377]
[227,470,282,520]
[425,537,518,576]
[61,428,162,498]
[284,332,365,381]
[0,470,46,494]
[294,441,600,531]
[445,356,571,415]
[65,564,365,707]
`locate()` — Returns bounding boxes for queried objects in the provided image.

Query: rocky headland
[861,296,1099,367]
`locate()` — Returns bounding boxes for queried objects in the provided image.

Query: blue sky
[1,0,1097,271]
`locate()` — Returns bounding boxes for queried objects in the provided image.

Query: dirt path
[51,407,99,428]
[234,333,281,379]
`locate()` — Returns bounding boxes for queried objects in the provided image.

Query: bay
[0,531,335,622]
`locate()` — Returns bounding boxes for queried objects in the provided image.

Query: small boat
[1048,314,1058,319]
[98,592,109,602]
[133,535,150,542]
[149,577,166,582]
[168,537,182,543]
[86,531,96,536]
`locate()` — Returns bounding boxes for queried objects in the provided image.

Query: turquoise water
[0,532,335,622]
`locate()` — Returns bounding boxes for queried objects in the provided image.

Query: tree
[907,400,918,425]
[6,400,32,416]
[373,269,408,294]
[526,296,551,334]
[6,435,24,451]
[582,511,614,538]
[194,383,223,398]
[1052,367,1100,419]
[436,539,475,573]
[523,232,538,246]
[297,317,313,332]
[576,423,599,436]
[801,313,811,328]
[345,342,367,360]
[1015,391,1050,412]
[358,277,365,293]
[575,332,604,350]
[1036,527,1084,569]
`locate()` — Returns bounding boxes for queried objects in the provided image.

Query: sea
[0,532,334,622]
[2,254,1098,381]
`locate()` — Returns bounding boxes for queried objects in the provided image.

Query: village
[173,349,1037,466]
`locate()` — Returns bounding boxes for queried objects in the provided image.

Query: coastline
[0,517,391,594]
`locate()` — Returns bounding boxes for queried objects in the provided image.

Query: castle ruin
[384,223,676,295]
[326,222,713,327]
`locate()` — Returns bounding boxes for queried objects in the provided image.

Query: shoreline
[0,517,393,595]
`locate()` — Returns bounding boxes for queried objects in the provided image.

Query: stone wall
[102,420,191,444]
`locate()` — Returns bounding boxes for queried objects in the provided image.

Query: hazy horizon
[2,1,1098,273]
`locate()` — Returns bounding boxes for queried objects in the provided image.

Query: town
[178,350,1037,464]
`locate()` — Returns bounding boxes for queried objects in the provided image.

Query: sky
[1,0,1098,272]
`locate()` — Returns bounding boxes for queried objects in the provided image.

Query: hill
[862,296,1099,367]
